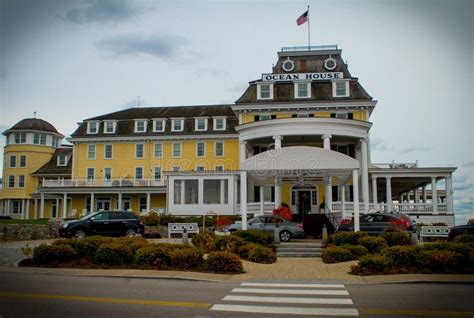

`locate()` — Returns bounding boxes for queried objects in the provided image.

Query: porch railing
[42,178,165,188]
[331,202,451,214]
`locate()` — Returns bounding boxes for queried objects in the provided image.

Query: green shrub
[134,245,165,268]
[351,255,393,275]
[215,235,246,254]
[235,230,274,246]
[52,238,75,246]
[341,244,369,259]
[72,236,114,257]
[246,245,277,264]
[380,231,412,247]
[205,252,243,273]
[358,236,388,254]
[170,248,204,270]
[420,250,463,273]
[94,242,133,266]
[192,232,216,252]
[238,243,258,259]
[421,242,472,262]
[383,246,421,269]
[453,234,474,244]
[322,246,353,263]
[327,231,368,246]
[141,212,160,226]
[32,243,76,265]
[114,236,150,252]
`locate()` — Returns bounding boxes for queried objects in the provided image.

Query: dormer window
[14,133,26,144]
[332,80,350,97]
[213,117,226,131]
[295,82,311,98]
[57,154,67,166]
[134,120,148,133]
[153,119,166,132]
[257,83,273,100]
[195,118,208,131]
[171,118,184,132]
[87,121,99,134]
[103,121,116,133]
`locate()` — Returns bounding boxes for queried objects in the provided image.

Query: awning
[241,146,359,185]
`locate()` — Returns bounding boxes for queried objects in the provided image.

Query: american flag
[296,10,308,25]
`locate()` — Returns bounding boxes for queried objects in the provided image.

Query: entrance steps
[276,240,324,258]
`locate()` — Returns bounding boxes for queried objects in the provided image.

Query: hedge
[357,236,388,254]
[192,232,216,252]
[351,255,393,275]
[94,242,134,266]
[327,231,368,246]
[322,246,354,263]
[171,248,204,270]
[205,251,243,273]
[341,244,369,259]
[246,245,277,264]
[134,245,164,268]
[235,230,274,246]
[215,235,246,254]
[380,231,412,247]
[383,245,421,269]
[33,243,76,265]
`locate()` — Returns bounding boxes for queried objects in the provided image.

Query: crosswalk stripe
[210,304,359,316]
[231,288,349,295]
[241,282,345,288]
[223,295,353,305]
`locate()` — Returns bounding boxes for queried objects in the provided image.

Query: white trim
[103,121,117,134]
[68,134,239,143]
[215,165,224,172]
[87,121,100,134]
[196,141,206,157]
[257,83,274,100]
[332,80,350,98]
[104,143,113,159]
[86,167,95,181]
[57,154,67,166]
[9,155,16,168]
[215,140,224,157]
[153,166,162,181]
[18,175,25,188]
[103,167,112,182]
[194,118,208,132]
[154,142,163,158]
[152,118,166,132]
[135,143,144,159]
[196,165,205,171]
[135,166,144,180]
[172,141,182,158]
[19,155,27,168]
[87,144,96,160]
[232,100,376,112]
[294,82,311,99]
[213,117,227,131]
[171,118,185,132]
[134,119,148,133]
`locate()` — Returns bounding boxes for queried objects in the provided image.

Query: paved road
[0,271,473,317]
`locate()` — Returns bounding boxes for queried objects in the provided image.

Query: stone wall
[0,222,60,241]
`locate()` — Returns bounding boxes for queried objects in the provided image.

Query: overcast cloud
[1,0,472,224]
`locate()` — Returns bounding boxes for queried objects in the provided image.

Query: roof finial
[34,111,37,118]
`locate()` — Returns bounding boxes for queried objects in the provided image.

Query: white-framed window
[104,144,113,159]
[258,114,273,121]
[196,141,206,157]
[213,117,226,131]
[154,142,163,158]
[153,166,162,181]
[86,168,95,181]
[257,83,274,100]
[134,120,148,133]
[52,137,59,147]
[19,155,27,168]
[87,144,96,159]
[336,144,350,155]
[40,134,46,145]
[87,122,99,134]
[103,121,116,133]
[8,175,15,188]
[184,180,199,204]
[335,113,349,119]
[171,119,184,132]
[195,118,208,131]
[14,133,26,144]
[153,119,166,132]
[203,179,228,204]
[172,166,181,172]
[215,165,224,172]
[294,82,311,98]
[332,80,350,97]
[215,141,224,157]
[33,133,40,144]
[9,155,16,168]
[196,165,205,172]
[172,142,181,158]
[135,143,144,159]
[174,180,182,204]
[104,167,112,182]
[57,154,67,166]
[135,167,143,180]
[18,175,25,188]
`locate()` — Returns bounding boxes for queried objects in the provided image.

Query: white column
[386,177,392,212]
[21,199,26,220]
[371,176,378,208]
[40,193,45,218]
[118,192,122,210]
[431,176,438,213]
[273,135,282,149]
[274,177,282,208]
[220,180,225,205]
[90,193,95,212]
[146,192,151,213]
[322,134,331,150]
[259,186,264,215]
[352,169,360,232]
[240,171,248,230]
[446,176,453,213]
[25,199,30,220]
[62,193,68,219]
[239,140,247,165]
[341,185,346,218]
[414,187,420,203]
[360,139,369,212]
[422,184,427,203]
[324,176,332,213]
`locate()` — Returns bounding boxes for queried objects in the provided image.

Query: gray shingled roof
[3,118,60,135]
[32,147,73,176]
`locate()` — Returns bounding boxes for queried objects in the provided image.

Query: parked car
[59,211,144,239]
[337,212,416,235]
[448,224,474,240]
[225,215,305,242]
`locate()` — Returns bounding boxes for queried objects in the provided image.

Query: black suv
[59,211,144,239]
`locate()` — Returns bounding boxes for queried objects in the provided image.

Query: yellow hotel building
[0,46,456,228]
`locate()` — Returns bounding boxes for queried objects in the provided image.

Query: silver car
[227,215,305,242]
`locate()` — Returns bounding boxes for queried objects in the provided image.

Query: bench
[420,226,450,242]
[168,223,199,238]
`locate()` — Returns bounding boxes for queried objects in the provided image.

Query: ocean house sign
[262,72,344,82]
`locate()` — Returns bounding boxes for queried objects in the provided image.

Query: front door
[297,191,311,223]
[96,198,111,211]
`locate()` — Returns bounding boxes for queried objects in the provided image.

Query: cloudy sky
[1,0,472,224]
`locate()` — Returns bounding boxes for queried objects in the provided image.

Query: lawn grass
[0,219,49,225]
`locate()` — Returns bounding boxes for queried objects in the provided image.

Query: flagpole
[307,5,310,50]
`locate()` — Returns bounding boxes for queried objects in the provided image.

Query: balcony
[42,178,165,188]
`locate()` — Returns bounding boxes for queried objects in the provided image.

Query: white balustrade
[42,178,165,188]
